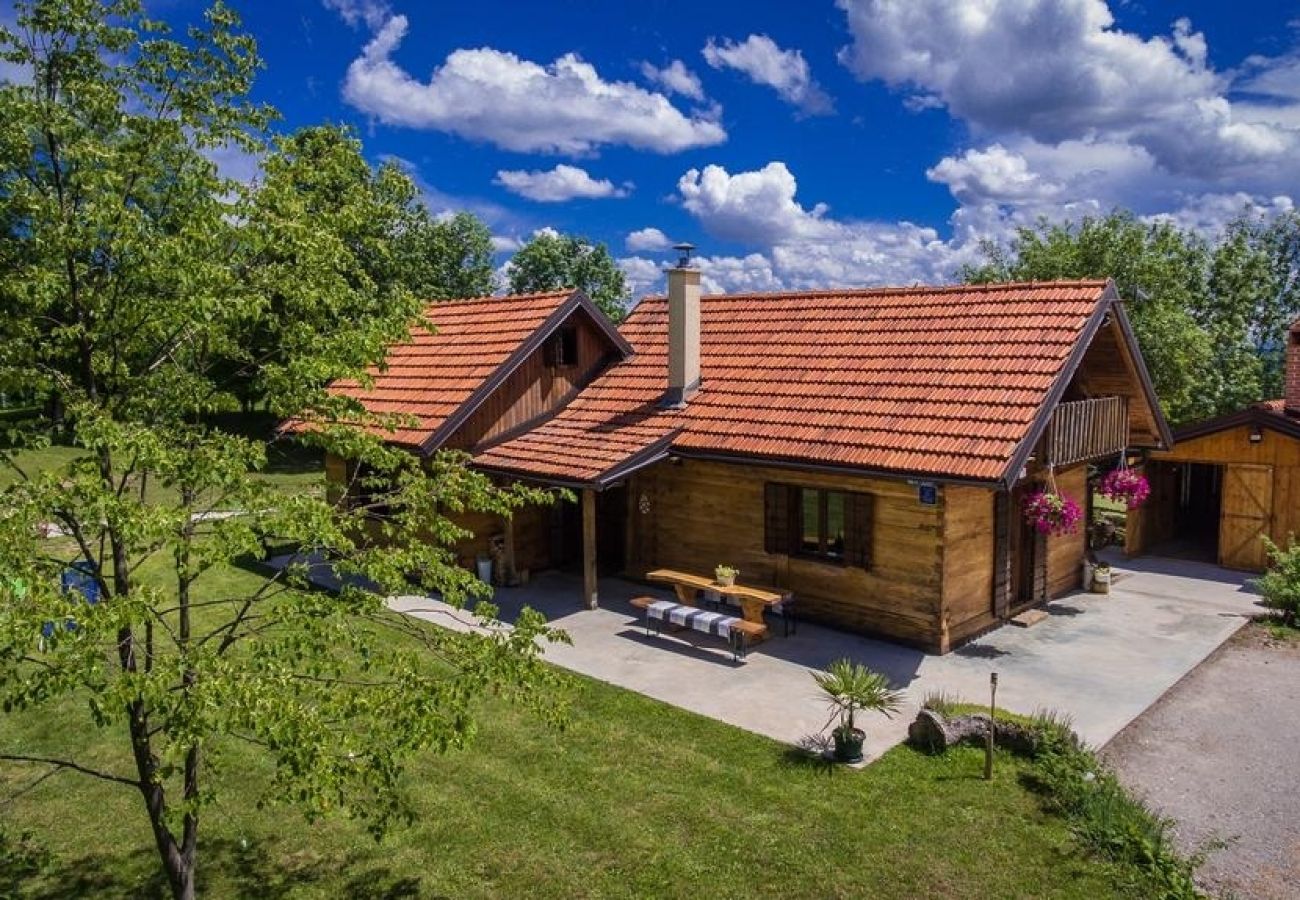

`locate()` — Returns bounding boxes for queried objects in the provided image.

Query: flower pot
[1091,569,1111,594]
[716,572,736,587]
[475,555,493,585]
[832,727,866,763]
[1082,560,1094,591]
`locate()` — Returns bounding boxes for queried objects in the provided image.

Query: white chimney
[663,243,701,408]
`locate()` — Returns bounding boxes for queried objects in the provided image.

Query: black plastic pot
[832,727,865,763]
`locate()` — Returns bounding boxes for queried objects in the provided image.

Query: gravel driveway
[1103,625,1300,900]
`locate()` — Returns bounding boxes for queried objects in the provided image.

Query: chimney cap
[672,242,696,268]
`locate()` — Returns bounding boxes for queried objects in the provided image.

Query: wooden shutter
[844,492,874,569]
[764,483,791,554]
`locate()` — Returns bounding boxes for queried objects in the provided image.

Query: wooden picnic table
[644,568,788,631]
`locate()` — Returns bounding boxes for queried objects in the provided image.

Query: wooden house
[1126,318,1300,571]
[311,264,1171,653]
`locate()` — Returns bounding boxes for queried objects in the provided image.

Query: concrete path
[1104,626,1300,900]
[388,551,1264,761]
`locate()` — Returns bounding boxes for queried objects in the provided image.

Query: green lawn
[3,654,1136,899]
[2,433,1150,898]
[2,565,1146,900]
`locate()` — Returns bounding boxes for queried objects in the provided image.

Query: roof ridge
[422,289,576,307]
[637,278,1110,304]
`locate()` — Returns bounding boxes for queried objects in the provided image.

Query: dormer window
[546,326,579,368]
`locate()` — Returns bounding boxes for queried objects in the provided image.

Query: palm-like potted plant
[813,659,904,763]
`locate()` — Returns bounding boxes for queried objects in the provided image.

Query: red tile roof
[474,280,1115,484]
[324,290,576,447]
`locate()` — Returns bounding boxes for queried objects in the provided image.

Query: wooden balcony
[1045,396,1129,467]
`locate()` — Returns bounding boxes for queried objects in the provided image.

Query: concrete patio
[387,550,1265,761]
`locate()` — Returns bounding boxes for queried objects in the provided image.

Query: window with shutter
[764,482,790,554]
[845,491,873,569]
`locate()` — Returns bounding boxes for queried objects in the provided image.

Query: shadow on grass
[777,734,837,775]
[4,834,428,900]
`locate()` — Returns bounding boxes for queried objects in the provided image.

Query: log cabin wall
[1044,464,1088,596]
[626,458,950,650]
[939,486,997,649]
[447,310,617,451]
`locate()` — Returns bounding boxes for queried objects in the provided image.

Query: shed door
[1219,464,1273,571]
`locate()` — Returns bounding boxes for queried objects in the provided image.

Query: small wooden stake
[984,672,998,781]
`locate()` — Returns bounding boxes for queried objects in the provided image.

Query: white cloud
[322,0,391,30]
[640,59,704,101]
[926,144,1062,205]
[675,161,971,289]
[677,162,832,245]
[835,0,1299,185]
[625,227,673,252]
[341,16,726,155]
[672,158,1300,292]
[494,164,630,202]
[703,34,833,115]
[617,256,664,299]
[1142,193,1295,237]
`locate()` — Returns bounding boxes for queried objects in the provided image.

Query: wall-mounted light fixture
[1249,424,1263,444]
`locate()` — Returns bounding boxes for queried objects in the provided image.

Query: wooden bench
[630,596,766,661]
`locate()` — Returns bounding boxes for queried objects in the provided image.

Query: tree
[0,4,562,898]
[507,230,629,321]
[961,210,1300,425]
[216,128,499,410]
[395,209,496,301]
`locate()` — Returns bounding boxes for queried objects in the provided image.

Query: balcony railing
[1045,396,1129,467]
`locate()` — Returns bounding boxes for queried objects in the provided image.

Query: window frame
[795,487,848,564]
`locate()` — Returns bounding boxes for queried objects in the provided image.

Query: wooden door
[1219,464,1273,570]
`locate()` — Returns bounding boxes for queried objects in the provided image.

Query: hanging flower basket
[1099,468,1150,509]
[1022,489,1083,536]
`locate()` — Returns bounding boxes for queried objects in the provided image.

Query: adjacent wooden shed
[1126,401,1300,570]
[1127,317,1300,571]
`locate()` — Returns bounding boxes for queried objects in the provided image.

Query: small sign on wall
[917,482,937,505]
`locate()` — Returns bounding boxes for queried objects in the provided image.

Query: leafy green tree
[0,4,561,899]
[395,209,497,301]
[961,210,1300,425]
[507,230,629,320]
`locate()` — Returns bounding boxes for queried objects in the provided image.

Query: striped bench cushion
[645,600,741,638]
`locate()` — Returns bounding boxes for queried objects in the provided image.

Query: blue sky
[10,0,1300,295]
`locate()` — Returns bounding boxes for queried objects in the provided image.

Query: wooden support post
[582,488,598,609]
[502,515,517,586]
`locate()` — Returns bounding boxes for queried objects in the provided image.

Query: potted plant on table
[813,659,904,764]
[714,564,739,587]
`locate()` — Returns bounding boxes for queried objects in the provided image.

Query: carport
[1126,403,1300,571]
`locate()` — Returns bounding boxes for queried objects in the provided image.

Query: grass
[1258,616,1300,643]
[0,421,323,503]
[1,563,1151,900]
[3,650,1139,898]
[0,427,1150,898]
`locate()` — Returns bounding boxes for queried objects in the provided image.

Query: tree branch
[0,753,137,788]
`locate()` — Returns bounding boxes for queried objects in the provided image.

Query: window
[545,326,579,367]
[798,488,846,561]
[765,482,872,568]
